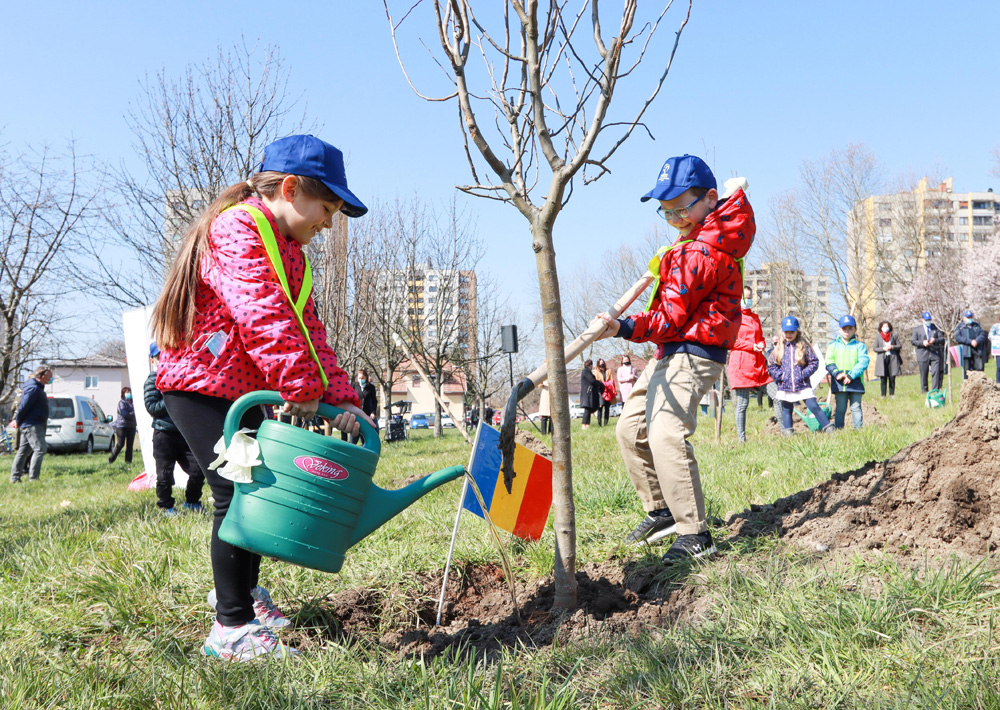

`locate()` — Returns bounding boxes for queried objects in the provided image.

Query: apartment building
[744,262,832,341]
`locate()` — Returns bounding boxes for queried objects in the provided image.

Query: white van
[46,396,115,453]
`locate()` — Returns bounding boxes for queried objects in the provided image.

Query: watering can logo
[218,392,465,573]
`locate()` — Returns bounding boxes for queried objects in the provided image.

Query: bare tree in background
[385,0,692,607]
[0,145,97,407]
[92,339,127,361]
[463,272,516,422]
[90,40,310,310]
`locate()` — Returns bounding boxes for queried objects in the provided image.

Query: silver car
[46,396,115,453]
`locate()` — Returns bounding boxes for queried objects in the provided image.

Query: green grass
[2,373,996,708]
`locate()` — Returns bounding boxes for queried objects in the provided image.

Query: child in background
[728,285,780,442]
[825,315,870,429]
[151,135,371,660]
[990,315,1000,383]
[597,154,754,562]
[767,316,833,436]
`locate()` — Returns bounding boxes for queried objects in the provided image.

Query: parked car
[569,404,585,419]
[609,402,623,417]
[440,415,455,428]
[46,395,115,453]
[409,413,429,429]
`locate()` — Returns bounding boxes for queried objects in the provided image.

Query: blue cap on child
[921,311,931,321]
[149,343,160,358]
[838,315,857,328]
[640,154,717,203]
[781,316,799,332]
[259,135,368,218]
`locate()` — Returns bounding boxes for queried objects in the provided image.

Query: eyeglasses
[656,192,706,222]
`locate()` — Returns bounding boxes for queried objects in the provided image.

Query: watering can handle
[223,391,381,457]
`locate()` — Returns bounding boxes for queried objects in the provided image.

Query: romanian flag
[462,424,552,540]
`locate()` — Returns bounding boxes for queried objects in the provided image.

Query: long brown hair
[772,332,811,367]
[151,172,339,349]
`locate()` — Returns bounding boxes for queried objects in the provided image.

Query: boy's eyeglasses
[656,192,706,222]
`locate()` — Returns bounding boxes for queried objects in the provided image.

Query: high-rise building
[744,262,832,341]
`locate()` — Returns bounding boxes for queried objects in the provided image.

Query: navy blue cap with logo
[838,315,857,328]
[640,154,718,203]
[781,316,800,332]
[259,135,368,218]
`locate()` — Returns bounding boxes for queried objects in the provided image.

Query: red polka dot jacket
[156,197,360,409]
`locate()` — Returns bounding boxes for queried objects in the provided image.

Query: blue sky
[3,1,998,356]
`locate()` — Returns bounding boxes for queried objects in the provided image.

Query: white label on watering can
[294,456,349,480]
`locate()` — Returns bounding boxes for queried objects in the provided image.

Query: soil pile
[297,560,708,658]
[732,373,1000,556]
[765,401,887,434]
[515,429,551,457]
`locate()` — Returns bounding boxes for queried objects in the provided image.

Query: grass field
[1,372,996,708]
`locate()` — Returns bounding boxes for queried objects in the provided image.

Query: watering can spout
[348,465,466,547]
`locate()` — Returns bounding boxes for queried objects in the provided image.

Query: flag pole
[436,421,484,625]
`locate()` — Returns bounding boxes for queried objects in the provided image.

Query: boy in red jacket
[598,154,754,563]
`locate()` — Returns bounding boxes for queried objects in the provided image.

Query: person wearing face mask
[911,311,945,393]
[352,368,379,444]
[108,386,137,464]
[989,315,1000,384]
[728,286,781,442]
[953,310,990,380]
[616,354,638,403]
[872,321,902,397]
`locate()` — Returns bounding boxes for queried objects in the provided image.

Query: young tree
[385,0,692,608]
[0,145,97,407]
[90,40,310,310]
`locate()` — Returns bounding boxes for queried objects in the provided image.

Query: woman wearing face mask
[953,310,990,379]
[616,354,638,402]
[108,386,137,464]
[872,320,903,397]
[352,369,379,444]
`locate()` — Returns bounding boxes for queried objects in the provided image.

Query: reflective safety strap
[222,204,329,389]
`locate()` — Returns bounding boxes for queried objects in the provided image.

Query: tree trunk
[532,221,577,609]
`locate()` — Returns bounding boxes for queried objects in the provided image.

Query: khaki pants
[615,353,723,535]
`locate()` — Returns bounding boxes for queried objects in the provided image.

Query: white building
[44,356,129,415]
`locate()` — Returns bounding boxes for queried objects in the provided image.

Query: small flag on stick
[462,425,552,540]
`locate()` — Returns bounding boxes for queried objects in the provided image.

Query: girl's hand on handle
[282,397,320,420]
[329,401,375,438]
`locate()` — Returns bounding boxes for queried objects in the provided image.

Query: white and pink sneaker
[201,619,299,660]
[206,586,292,631]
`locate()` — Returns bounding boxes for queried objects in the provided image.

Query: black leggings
[596,402,611,426]
[879,376,895,397]
[163,391,265,626]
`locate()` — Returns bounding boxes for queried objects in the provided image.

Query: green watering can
[217,391,465,573]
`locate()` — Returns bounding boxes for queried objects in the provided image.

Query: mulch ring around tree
[733,373,1000,557]
[289,558,712,659]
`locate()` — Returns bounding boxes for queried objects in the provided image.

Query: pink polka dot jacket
[156,197,360,409]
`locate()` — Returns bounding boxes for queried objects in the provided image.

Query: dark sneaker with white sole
[624,511,677,545]
[661,531,716,564]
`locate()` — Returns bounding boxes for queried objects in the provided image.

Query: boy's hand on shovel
[594,313,619,340]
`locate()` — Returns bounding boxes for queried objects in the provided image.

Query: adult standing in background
[351,368,378,444]
[728,287,780,442]
[911,311,944,392]
[989,314,1000,383]
[9,366,51,483]
[872,320,903,398]
[616,354,638,403]
[579,358,603,430]
[537,381,551,435]
[594,358,615,426]
[108,387,137,464]
[953,310,990,379]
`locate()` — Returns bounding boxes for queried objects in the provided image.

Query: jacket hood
[685,188,755,259]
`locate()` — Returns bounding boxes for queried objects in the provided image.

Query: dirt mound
[291,559,708,658]
[765,400,887,434]
[515,429,551,457]
[732,373,1000,556]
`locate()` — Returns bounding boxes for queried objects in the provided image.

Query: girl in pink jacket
[151,135,370,661]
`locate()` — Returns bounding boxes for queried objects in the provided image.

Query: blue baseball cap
[259,135,368,218]
[640,154,717,203]
[921,311,931,320]
[149,343,160,358]
[839,315,857,328]
[964,309,974,318]
[781,316,800,332]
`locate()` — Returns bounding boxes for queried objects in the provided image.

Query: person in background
[537,381,551,435]
[728,286,780,442]
[767,317,832,436]
[145,343,205,516]
[911,311,944,393]
[594,358,616,426]
[826,315,870,430]
[616,354,639,403]
[953,309,990,380]
[989,314,1000,384]
[9,366,52,483]
[872,320,902,398]
[352,368,378,444]
[579,358,603,430]
[108,386,137,464]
